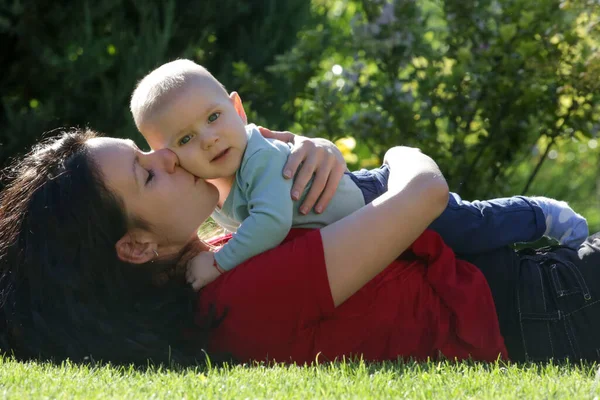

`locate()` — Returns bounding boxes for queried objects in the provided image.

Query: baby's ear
[115,231,157,264]
[229,91,248,124]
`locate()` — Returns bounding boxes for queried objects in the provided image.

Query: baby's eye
[208,112,220,123]
[179,134,193,146]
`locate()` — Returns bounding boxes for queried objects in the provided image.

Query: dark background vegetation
[2,0,600,227]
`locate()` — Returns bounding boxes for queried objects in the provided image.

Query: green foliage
[268,0,600,221]
[0,0,314,164]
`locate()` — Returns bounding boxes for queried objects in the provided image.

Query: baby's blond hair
[130,59,226,129]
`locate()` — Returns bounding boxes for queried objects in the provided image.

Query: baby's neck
[207,176,235,208]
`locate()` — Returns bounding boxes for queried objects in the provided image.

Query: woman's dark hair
[0,128,215,367]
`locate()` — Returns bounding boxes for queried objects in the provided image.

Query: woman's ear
[229,91,248,124]
[115,231,158,264]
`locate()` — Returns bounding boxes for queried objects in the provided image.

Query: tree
[270,0,600,202]
[0,0,314,166]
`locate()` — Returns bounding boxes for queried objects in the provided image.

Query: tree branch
[521,102,577,194]
[521,136,556,195]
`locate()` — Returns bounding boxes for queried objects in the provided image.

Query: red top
[197,229,508,364]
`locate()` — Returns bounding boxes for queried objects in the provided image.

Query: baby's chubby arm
[186,251,222,291]
[214,146,295,271]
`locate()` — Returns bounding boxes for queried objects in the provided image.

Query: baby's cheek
[178,153,204,175]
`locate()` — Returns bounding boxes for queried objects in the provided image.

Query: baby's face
[140,75,248,180]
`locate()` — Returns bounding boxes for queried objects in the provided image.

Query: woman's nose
[154,148,179,173]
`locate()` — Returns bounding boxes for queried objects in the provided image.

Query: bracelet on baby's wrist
[213,258,225,275]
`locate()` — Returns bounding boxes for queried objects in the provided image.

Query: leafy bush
[0,0,314,166]
[270,0,600,201]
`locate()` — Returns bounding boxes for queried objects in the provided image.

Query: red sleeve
[198,229,335,360]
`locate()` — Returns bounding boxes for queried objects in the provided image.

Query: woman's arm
[321,147,449,306]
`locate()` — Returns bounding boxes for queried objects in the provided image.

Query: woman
[0,127,348,365]
[0,128,596,365]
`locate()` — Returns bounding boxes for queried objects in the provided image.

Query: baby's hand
[185,251,224,291]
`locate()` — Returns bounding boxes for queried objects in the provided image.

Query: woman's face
[87,137,219,250]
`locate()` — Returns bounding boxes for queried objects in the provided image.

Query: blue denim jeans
[347,165,547,254]
[461,241,600,362]
[510,245,600,362]
[347,164,391,205]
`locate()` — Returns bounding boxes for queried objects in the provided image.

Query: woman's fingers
[292,151,318,211]
[293,139,347,212]
[257,126,295,144]
[298,156,329,213]
[312,161,347,214]
[284,140,308,181]
[295,138,346,212]
[257,126,348,213]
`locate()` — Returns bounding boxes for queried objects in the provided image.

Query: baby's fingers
[185,266,193,284]
[191,279,205,291]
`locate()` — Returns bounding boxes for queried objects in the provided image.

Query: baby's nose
[200,131,219,149]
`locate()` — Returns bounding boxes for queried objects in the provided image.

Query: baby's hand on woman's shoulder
[185,251,225,291]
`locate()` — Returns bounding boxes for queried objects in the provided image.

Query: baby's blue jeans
[347,164,546,254]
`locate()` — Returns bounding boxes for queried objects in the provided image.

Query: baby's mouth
[211,148,230,162]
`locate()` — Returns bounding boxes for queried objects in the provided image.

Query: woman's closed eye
[145,169,155,185]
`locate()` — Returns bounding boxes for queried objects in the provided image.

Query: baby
[130,59,588,289]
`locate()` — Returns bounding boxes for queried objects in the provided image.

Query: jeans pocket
[547,257,592,302]
[518,258,582,361]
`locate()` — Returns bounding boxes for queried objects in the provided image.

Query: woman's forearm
[321,147,449,306]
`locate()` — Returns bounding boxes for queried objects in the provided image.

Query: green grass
[1,358,599,399]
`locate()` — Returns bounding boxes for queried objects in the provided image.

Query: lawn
[0,357,599,399]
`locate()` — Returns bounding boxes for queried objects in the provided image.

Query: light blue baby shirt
[212,124,365,270]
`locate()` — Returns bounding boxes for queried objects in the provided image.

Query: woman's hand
[258,127,347,215]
